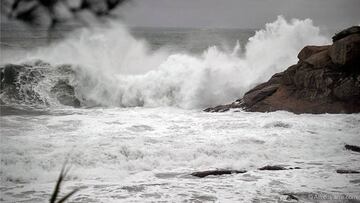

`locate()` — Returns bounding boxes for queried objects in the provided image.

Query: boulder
[345,144,360,153]
[298,45,330,61]
[336,169,360,174]
[205,26,360,114]
[332,26,360,42]
[258,165,287,171]
[191,170,247,178]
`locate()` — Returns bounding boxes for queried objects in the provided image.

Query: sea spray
[1,16,330,108]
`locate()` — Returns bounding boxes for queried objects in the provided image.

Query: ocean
[1,17,359,202]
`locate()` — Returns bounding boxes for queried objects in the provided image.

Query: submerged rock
[191,170,247,178]
[345,144,360,153]
[336,169,360,174]
[258,165,287,171]
[206,26,360,114]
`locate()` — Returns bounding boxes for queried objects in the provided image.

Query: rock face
[206,26,360,114]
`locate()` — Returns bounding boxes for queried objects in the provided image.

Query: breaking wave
[1,16,330,109]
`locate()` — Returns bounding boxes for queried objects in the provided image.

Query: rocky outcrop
[206,26,360,114]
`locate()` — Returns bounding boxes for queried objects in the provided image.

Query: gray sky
[117,0,360,29]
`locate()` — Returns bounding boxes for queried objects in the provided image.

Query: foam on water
[1,108,359,202]
[2,16,358,202]
[3,16,330,109]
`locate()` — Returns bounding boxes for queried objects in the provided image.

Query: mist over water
[2,16,330,108]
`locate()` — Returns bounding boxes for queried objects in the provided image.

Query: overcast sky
[117,0,360,29]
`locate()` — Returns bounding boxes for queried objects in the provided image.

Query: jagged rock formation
[205,26,360,114]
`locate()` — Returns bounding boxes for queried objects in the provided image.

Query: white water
[1,108,360,202]
[1,16,359,202]
[4,16,330,108]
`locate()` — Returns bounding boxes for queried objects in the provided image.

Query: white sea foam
[5,16,330,108]
[1,108,359,202]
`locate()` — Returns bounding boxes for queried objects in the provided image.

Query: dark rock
[329,33,360,68]
[298,45,330,61]
[205,26,360,114]
[345,144,360,153]
[304,50,333,68]
[333,78,360,100]
[284,194,299,201]
[243,84,280,108]
[332,26,360,42]
[191,170,247,178]
[51,80,81,107]
[336,169,360,174]
[258,165,287,171]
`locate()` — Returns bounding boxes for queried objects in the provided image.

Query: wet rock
[258,165,287,171]
[336,169,360,174]
[345,144,360,153]
[205,26,360,114]
[284,194,299,201]
[191,170,247,178]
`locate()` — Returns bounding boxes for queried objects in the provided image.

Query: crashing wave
[0,16,330,109]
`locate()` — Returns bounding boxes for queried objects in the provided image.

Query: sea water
[1,17,359,202]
